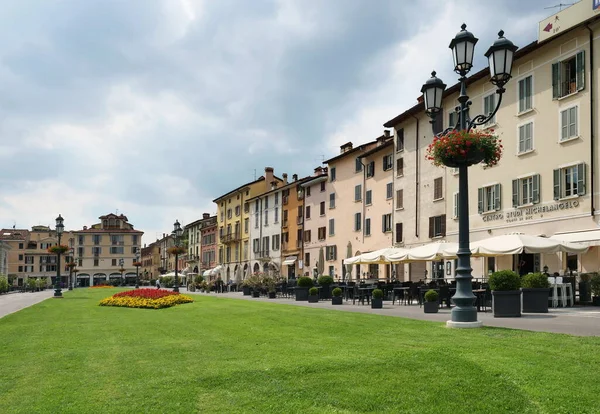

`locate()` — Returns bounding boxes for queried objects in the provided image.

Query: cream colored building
[300,167,329,278]
[385,2,600,279]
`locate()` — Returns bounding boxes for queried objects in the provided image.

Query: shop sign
[482,200,580,223]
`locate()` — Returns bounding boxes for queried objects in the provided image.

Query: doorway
[514,253,536,276]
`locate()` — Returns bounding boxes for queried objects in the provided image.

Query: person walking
[156,279,161,290]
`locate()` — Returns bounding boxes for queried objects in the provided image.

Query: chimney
[377,135,387,145]
[83,226,87,230]
[384,130,391,138]
[271,181,277,190]
[417,95,424,103]
[282,173,288,184]
[264,167,274,191]
[163,233,166,238]
[203,213,210,219]
[292,174,298,181]
[340,142,353,153]
[314,166,323,176]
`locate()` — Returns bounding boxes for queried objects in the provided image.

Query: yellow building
[213,167,283,281]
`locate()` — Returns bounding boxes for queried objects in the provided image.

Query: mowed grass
[0,289,598,414]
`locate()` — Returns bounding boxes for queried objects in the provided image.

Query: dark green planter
[252,291,260,298]
[578,282,591,303]
[268,291,276,299]
[521,288,551,313]
[319,285,332,300]
[308,295,319,303]
[593,296,600,306]
[492,290,521,317]
[242,286,251,296]
[371,298,383,309]
[332,296,343,305]
[423,301,438,313]
[295,287,309,301]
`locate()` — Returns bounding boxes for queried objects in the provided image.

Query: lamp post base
[173,287,179,293]
[446,320,483,329]
[53,290,63,298]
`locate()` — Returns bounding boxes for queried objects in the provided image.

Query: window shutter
[477,187,483,214]
[382,215,386,233]
[577,163,586,195]
[428,217,434,238]
[494,184,501,210]
[553,168,561,200]
[453,193,459,218]
[333,245,337,260]
[552,62,561,99]
[382,157,386,171]
[576,51,585,91]
[518,126,524,153]
[370,161,375,177]
[532,174,540,204]
[395,223,403,243]
[440,215,446,237]
[512,179,519,207]
[355,185,360,201]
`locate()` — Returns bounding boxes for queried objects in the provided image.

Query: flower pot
[242,286,251,296]
[252,291,260,298]
[492,290,522,317]
[295,287,309,301]
[441,148,485,168]
[332,296,343,305]
[423,301,438,313]
[371,298,383,309]
[308,295,319,303]
[268,291,276,299]
[521,288,551,313]
[578,282,591,303]
[593,296,600,306]
[319,285,332,300]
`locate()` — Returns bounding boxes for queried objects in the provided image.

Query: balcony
[297,190,304,200]
[296,216,303,225]
[221,232,241,244]
[257,250,271,260]
[282,220,288,228]
[296,240,303,248]
[283,196,289,205]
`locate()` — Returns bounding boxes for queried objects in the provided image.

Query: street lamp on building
[172,220,184,293]
[133,251,141,289]
[53,214,65,298]
[421,24,517,328]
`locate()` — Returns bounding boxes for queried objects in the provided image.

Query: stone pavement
[186,290,600,337]
[0,290,55,319]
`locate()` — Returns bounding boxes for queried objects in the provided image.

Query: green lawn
[0,289,598,414]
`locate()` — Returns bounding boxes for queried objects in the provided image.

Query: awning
[282,256,297,266]
[202,269,212,277]
[551,230,600,247]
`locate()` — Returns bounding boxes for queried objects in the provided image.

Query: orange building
[281,174,311,279]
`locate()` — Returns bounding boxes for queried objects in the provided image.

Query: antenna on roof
[253,169,257,180]
[544,3,574,11]
[116,208,119,215]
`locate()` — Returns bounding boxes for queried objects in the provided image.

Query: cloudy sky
[0,0,558,243]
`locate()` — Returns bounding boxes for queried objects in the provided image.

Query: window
[77,247,84,257]
[93,235,101,245]
[18,254,23,261]
[272,234,280,250]
[395,222,403,243]
[306,206,311,219]
[354,185,362,202]
[512,175,539,207]
[318,227,326,240]
[320,202,325,216]
[274,207,279,223]
[262,236,270,256]
[112,259,117,266]
[305,253,310,267]
[305,187,310,197]
[381,214,392,233]
[264,210,269,226]
[453,192,459,219]
[383,154,393,171]
[253,238,259,253]
[227,209,232,219]
[483,94,496,126]
[304,230,311,243]
[330,167,336,182]
[78,236,84,245]
[560,106,578,141]
[264,197,269,209]
[396,158,404,176]
[244,218,249,233]
[428,215,446,238]
[478,184,501,213]
[366,190,372,205]
[110,246,123,254]
[396,189,403,209]
[244,203,249,213]
[554,164,586,199]
[235,206,241,216]
[396,128,404,151]
[329,193,335,209]
[448,111,457,129]
[433,177,443,200]
[552,51,585,99]
[254,212,259,229]
[326,245,337,261]
[274,192,279,205]
[518,75,533,113]
[355,158,363,172]
[518,122,533,153]
[320,182,325,192]
[432,113,443,134]
[111,235,124,245]
[354,212,361,232]
[382,183,391,200]
[329,219,335,236]
[366,161,375,178]
[365,218,371,236]
[93,259,99,267]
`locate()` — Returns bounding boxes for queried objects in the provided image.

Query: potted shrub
[295,276,313,301]
[371,288,383,309]
[591,273,600,306]
[317,275,334,299]
[489,270,522,317]
[579,273,593,304]
[521,272,551,313]
[262,275,277,299]
[245,275,261,298]
[241,279,252,296]
[423,290,439,313]
[308,287,319,303]
[332,287,343,305]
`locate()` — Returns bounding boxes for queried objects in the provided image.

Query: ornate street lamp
[72,267,79,288]
[172,220,184,293]
[67,261,76,291]
[422,25,517,328]
[53,214,65,298]
[133,251,141,289]
[119,258,126,287]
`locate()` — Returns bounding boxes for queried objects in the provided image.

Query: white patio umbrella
[344,248,408,265]
[388,241,459,262]
[469,233,588,257]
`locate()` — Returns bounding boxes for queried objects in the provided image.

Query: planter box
[332,296,343,305]
[521,288,551,313]
[423,301,438,313]
[371,298,383,309]
[252,291,260,298]
[268,291,276,299]
[295,287,309,301]
[492,290,521,317]
[242,286,251,296]
[308,295,319,303]
[593,296,600,306]
[320,285,332,300]
[579,282,591,303]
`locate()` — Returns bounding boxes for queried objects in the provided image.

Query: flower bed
[426,129,503,168]
[99,288,193,309]
[91,284,113,289]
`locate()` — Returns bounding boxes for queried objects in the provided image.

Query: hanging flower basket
[119,268,126,273]
[167,246,186,255]
[66,262,76,268]
[426,129,503,168]
[48,245,70,255]
[133,261,142,267]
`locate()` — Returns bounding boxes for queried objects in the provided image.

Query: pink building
[300,166,329,278]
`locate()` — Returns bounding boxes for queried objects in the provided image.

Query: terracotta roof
[357,139,394,158]
[300,173,329,186]
[323,140,377,164]
[246,176,312,201]
[99,213,129,221]
[72,228,143,234]
[184,215,217,229]
[0,229,30,241]
[212,175,284,202]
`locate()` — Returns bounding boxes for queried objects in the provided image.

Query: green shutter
[440,215,446,237]
[552,62,560,99]
[494,184,501,210]
[512,179,519,207]
[577,163,586,195]
[453,193,459,218]
[532,174,540,204]
[553,168,561,200]
[382,215,386,233]
[477,188,483,214]
[576,51,585,91]
[428,217,434,238]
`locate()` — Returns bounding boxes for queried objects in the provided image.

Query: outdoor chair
[407,284,420,305]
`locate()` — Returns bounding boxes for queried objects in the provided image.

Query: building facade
[0,241,9,276]
[141,242,160,280]
[300,167,329,278]
[199,214,217,275]
[280,174,310,279]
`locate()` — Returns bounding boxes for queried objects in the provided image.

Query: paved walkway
[188,290,600,337]
[0,290,55,319]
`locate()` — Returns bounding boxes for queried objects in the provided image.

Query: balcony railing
[282,220,288,228]
[221,232,241,244]
[296,216,303,225]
